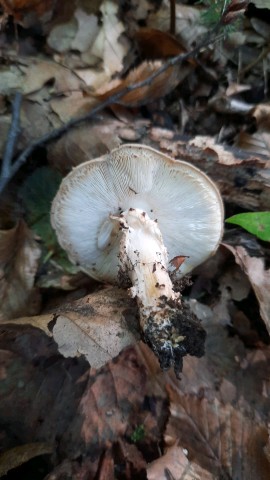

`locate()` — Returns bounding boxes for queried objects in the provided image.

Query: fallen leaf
[135,27,187,59]
[0,220,41,320]
[0,66,24,95]
[226,211,270,242]
[223,244,270,335]
[190,136,245,165]
[147,444,213,480]
[147,3,206,49]
[235,131,270,156]
[23,60,82,95]
[0,324,146,475]
[46,17,78,53]
[165,386,270,480]
[96,60,190,107]
[0,0,55,26]
[0,443,53,477]
[90,0,128,76]
[71,9,99,53]
[4,286,140,369]
[47,117,149,172]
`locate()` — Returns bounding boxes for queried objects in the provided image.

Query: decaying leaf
[0,323,146,475]
[52,306,136,369]
[0,443,53,477]
[23,60,82,95]
[0,0,55,26]
[223,243,270,335]
[165,385,270,480]
[0,220,41,320]
[135,27,187,59]
[148,2,206,49]
[147,444,213,480]
[96,60,190,107]
[47,118,124,170]
[190,136,246,165]
[5,286,140,368]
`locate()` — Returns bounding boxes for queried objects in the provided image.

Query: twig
[1,92,22,181]
[0,27,225,196]
[169,0,176,36]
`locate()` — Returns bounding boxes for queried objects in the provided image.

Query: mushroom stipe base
[143,299,206,378]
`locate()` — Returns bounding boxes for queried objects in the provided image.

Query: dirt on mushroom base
[143,296,206,378]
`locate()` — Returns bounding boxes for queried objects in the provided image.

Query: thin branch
[0,27,224,196]
[1,92,22,180]
[169,0,176,36]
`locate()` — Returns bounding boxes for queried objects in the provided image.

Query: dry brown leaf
[135,27,187,59]
[147,444,213,480]
[52,288,139,368]
[50,91,97,123]
[0,443,53,477]
[61,347,147,459]
[0,220,41,320]
[5,287,140,369]
[47,117,149,172]
[0,66,24,95]
[96,60,190,107]
[72,9,99,52]
[89,0,127,76]
[190,136,245,165]
[0,324,146,475]
[148,2,206,49]
[46,17,78,53]
[0,0,55,25]
[235,131,270,156]
[166,386,270,480]
[223,244,270,335]
[252,103,270,130]
[23,60,82,95]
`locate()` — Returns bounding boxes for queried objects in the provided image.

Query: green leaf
[20,167,77,273]
[226,212,270,241]
[130,424,145,443]
[20,167,62,251]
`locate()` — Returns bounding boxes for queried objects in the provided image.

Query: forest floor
[0,1,270,479]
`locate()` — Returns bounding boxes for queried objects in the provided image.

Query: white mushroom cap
[51,144,223,282]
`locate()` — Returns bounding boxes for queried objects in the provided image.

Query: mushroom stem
[114,208,179,330]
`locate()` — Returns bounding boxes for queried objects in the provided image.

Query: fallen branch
[0,92,22,184]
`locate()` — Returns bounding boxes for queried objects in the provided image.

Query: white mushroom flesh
[112,207,179,330]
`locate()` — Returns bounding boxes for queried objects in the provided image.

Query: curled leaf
[0,220,41,320]
[96,60,191,107]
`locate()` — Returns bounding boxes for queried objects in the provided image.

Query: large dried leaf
[5,287,140,368]
[137,293,270,420]
[0,221,41,320]
[224,244,270,335]
[147,444,213,480]
[0,324,146,475]
[23,61,82,95]
[96,60,190,107]
[165,386,270,480]
[0,443,53,477]
[148,3,206,49]
[135,27,187,59]
[64,287,138,366]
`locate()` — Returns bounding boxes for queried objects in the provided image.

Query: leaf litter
[0,0,270,478]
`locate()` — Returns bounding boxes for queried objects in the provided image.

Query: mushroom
[51,144,223,376]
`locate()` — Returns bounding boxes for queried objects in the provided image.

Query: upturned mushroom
[51,144,223,376]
